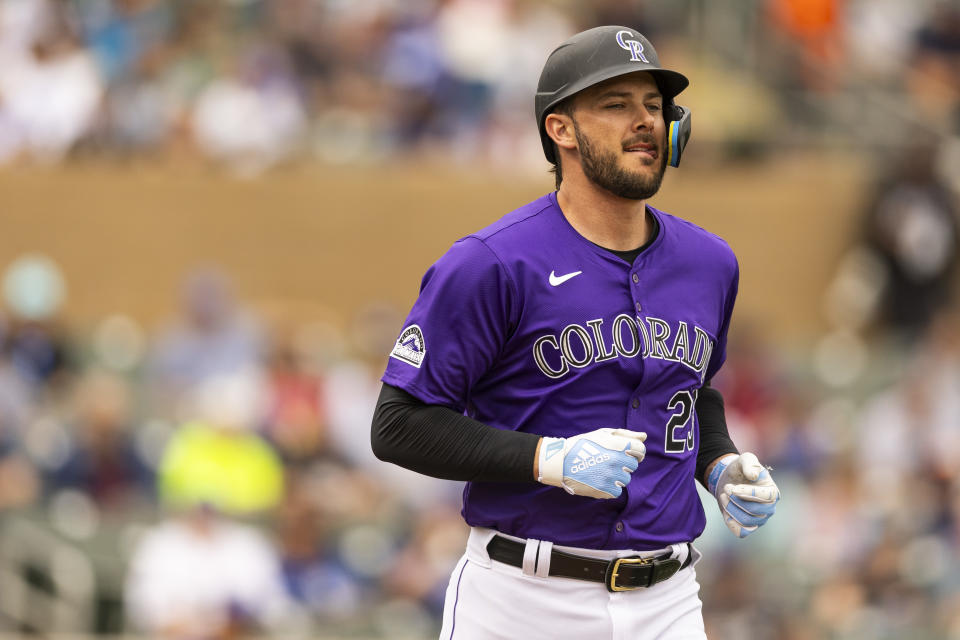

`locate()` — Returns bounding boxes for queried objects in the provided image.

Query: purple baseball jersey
[382,192,739,550]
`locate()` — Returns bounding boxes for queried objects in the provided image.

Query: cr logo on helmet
[615,30,649,63]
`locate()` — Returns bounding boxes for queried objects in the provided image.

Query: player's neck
[555,177,651,251]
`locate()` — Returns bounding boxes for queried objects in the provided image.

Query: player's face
[570,72,668,200]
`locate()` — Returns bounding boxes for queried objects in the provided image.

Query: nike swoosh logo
[549,270,582,286]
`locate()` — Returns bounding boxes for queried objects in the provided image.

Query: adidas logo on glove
[570,453,612,473]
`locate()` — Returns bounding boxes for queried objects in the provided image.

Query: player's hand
[537,428,647,499]
[707,452,780,538]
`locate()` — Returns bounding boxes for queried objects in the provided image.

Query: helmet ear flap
[664,104,691,168]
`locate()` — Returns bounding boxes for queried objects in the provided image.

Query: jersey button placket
[629,268,645,426]
[631,270,642,313]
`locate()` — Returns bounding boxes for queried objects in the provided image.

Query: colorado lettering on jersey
[532,314,714,381]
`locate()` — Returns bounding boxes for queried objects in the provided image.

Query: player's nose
[632,106,655,131]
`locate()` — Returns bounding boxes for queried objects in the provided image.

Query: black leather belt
[486,535,692,592]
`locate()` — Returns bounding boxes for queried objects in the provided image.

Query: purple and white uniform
[383,192,738,551]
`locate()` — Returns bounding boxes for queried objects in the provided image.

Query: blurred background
[0,0,958,638]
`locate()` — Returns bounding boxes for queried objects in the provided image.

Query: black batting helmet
[536,26,692,168]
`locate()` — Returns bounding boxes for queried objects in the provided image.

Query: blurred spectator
[0,450,40,511]
[0,2,103,163]
[324,303,462,509]
[381,506,467,617]
[190,42,306,175]
[102,66,174,154]
[0,345,35,437]
[268,0,335,94]
[275,471,362,619]
[711,323,788,456]
[49,370,150,509]
[265,337,330,464]
[432,0,512,153]
[125,505,298,638]
[846,0,924,84]
[148,267,266,417]
[77,0,175,85]
[855,313,960,508]
[0,0,54,55]
[860,137,959,338]
[0,254,72,389]
[909,1,960,132]
[754,389,825,480]
[380,3,446,150]
[0,346,36,509]
[484,1,574,166]
[3,318,72,388]
[766,0,844,93]
[157,370,283,516]
[713,323,785,422]
[793,457,872,575]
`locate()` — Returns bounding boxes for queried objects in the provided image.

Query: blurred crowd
[0,245,957,639]
[0,0,959,639]
[0,258,468,637]
[700,305,960,640]
[0,0,958,174]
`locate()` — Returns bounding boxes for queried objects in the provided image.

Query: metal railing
[0,516,96,633]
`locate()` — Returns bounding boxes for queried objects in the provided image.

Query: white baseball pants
[439,527,706,640]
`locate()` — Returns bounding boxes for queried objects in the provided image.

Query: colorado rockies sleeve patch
[390,324,426,368]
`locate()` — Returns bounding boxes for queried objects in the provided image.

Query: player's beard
[575,125,667,200]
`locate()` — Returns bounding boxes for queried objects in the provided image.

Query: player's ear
[544,112,577,154]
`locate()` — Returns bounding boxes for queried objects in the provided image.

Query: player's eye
[604,103,626,110]
[646,104,662,113]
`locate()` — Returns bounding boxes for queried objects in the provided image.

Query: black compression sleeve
[371,383,541,482]
[695,384,738,486]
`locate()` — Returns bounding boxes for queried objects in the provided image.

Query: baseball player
[372,26,780,639]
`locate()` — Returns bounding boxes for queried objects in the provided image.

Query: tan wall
[0,156,866,342]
